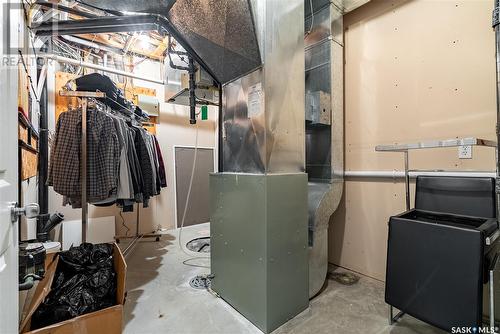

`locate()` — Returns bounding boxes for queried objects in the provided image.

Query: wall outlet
[458,145,472,159]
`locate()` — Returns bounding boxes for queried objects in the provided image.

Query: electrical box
[165,66,219,107]
[137,94,159,117]
[306,91,331,125]
[180,67,215,89]
[458,145,472,159]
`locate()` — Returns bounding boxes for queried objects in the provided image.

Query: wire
[305,0,315,37]
[119,211,130,237]
[177,120,210,269]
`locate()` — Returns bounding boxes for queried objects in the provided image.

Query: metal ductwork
[44,0,370,307]
[304,0,344,297]
[82,0,262,84]
[303,0,368,298]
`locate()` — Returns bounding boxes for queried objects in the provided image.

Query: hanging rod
[40,54,165,85]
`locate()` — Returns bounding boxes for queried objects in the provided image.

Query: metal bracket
[388,305,405,325]
[10,202,40,223]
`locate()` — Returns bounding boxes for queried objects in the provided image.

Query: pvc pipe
[344,170,496,179]
[40,54,165,85]
[61,35,117,53]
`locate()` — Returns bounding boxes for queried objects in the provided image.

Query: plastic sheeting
[31,243,117,330]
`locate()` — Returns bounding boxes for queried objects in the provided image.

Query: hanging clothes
[112,117,134,200]
[48,107,120,208]
[48,82,168,212]
[130,126,155,207]
[153,135,167,188]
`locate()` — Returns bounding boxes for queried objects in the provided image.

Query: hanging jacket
[153,135,167,188]
[48,108,120,206]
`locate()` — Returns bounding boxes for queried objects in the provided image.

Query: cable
[119,211,130,237]
[177,120,210,269]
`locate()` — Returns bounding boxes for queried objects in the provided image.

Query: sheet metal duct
[304,0,345,297]
[306,0,371,14]
[304,0,370,298]
[82,0,262,84]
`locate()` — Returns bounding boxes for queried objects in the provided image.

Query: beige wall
[329,0,497,281]
[49,60,217,238]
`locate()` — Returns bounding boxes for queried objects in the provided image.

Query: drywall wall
[329,0,497,281]
[48,59,217,238]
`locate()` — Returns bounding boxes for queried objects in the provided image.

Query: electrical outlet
[458,145,472,159]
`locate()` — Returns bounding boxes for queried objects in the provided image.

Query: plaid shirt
[48,108,120,205]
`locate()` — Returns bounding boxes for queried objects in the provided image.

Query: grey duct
[305,1,344,298]
[40,54,165,85]
[305,0,372,298]
[81,0,262,84]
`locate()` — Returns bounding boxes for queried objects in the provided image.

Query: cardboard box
[20,244,127,334]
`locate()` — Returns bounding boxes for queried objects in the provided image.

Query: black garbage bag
[31,243,116,330]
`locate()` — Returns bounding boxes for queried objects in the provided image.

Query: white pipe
[344,170,496,179]
[40,54,165,85]
[61,35,118,54]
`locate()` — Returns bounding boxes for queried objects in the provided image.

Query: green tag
[201,105,208,120]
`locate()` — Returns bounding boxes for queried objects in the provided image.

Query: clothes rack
[58,89,161,253]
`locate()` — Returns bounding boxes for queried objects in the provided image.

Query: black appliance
[385,176,499,331]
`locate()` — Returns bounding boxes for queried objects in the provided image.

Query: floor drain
[186,237,210,253]
[189,275,212,290]
[328,272,360,285]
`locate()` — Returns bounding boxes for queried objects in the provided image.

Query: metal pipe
[81,98,88,243]
[404,151,410,210]
[218,84,223,172]
[32,14,221,85]
[491,269,496,331]
[188,57,196,124]
[40,54,165,85]
[38,65,49,224]
[35,1,98,18]
[343,170,496,179]
[493,0,500,221]
[61,35,119,54]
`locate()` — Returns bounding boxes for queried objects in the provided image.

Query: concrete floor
[121,224,445,334]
